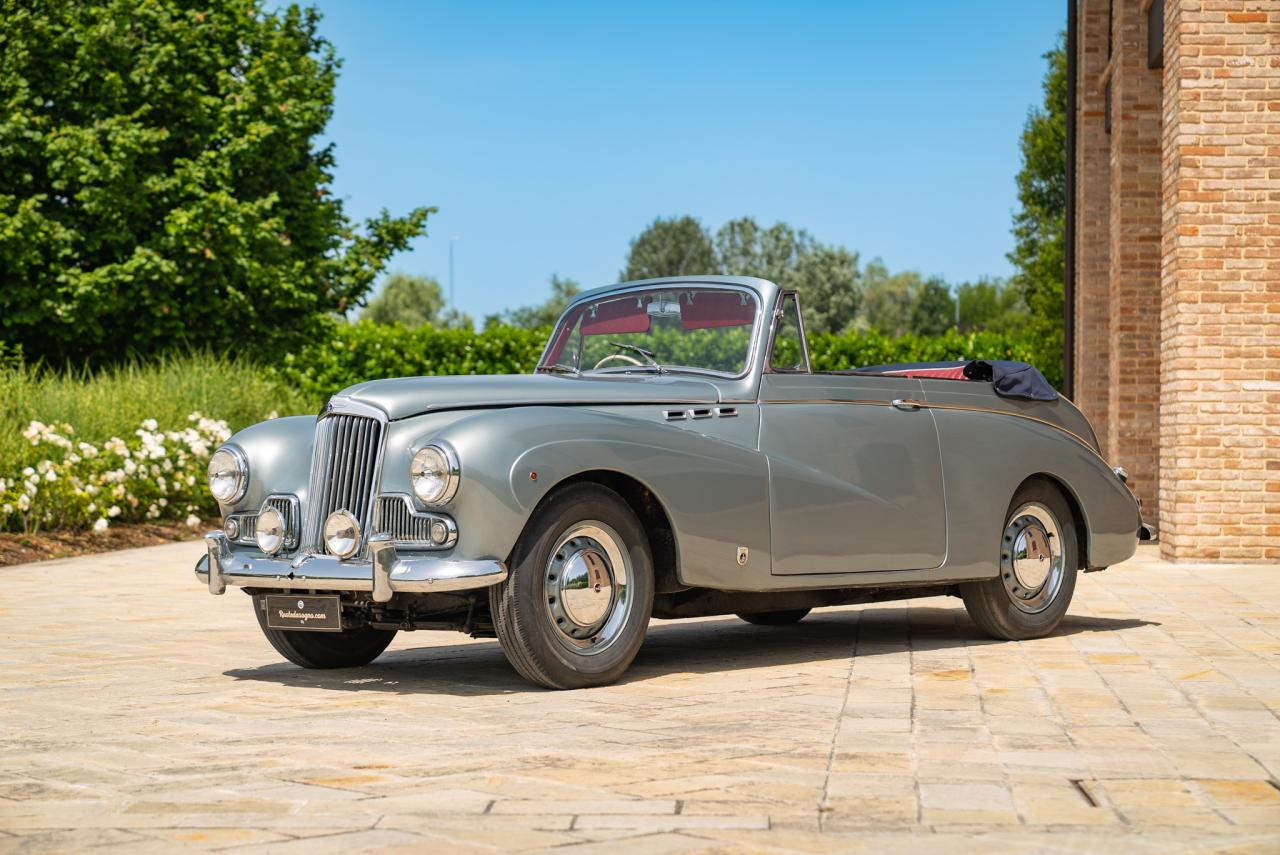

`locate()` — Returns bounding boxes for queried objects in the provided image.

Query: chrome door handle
[891,399,920,411]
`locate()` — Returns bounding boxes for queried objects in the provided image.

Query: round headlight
[208,447,248,504]
[256,506,285,555]
[324,510,360,559]
[410,443,459,506]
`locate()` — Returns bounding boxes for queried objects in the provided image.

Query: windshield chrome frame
[537,282,765,381]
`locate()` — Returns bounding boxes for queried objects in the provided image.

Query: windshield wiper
[607,341,666,374]
[536,363,580,376]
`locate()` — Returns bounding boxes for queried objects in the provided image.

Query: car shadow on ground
[223,603,1160,697]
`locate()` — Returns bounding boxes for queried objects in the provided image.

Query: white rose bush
[0,414,231,535]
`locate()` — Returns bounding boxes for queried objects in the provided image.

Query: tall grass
[1,353,313,474]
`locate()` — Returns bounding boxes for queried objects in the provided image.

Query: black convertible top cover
[848,360,1059,402]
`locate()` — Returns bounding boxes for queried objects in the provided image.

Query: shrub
[0,415,230,535]
[276,320,1064,402]
[274,320,548,403]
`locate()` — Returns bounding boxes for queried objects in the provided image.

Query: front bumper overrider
[194,531,507,602]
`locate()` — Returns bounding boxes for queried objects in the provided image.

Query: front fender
[219,416,316,515]
[389,407,772,586]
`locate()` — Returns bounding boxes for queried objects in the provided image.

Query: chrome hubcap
[1000,502,1065,614]
[545,522,631,655]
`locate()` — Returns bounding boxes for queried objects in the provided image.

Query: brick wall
[1107,0,1165,515]
[1074,0,1113,452]
[1158,0,1280,561]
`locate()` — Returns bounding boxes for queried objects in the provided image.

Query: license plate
[263,594,342,632]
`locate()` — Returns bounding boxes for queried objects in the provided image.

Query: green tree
[621,216,717,280]
[792,244,861,334]
[362,272,444,327]
[361,272,471,330]
[487,275,580,329]
[714,217,813,284]
[857,260,919,336]
[955,277,1029,333]
[713,217,860,334]
[908,277,957,337]
[0,0,430,364]
[1009,34,1067,333]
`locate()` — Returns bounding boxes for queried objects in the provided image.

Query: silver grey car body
[196,276,1141,664]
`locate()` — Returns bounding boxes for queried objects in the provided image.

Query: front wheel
[253,599,397,669]
[491,483,654,689]
[961,480,1079,640]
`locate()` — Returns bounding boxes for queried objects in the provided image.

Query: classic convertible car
[196,276,1146,688]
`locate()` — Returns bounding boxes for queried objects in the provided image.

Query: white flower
[45,469,57,483]
[186,475,196,486]
[1,504,11,515]
[107,505,121,518]
[185,514,202,528]
[158,497,168,507]
[142,418,158,431]
[21,467,34,478]
[86,502,96,514]
[92,518,109,534]
[16,494,30,511]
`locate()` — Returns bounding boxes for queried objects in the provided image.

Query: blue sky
[310,0,1065,320]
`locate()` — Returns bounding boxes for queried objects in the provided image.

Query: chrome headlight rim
[410,440,460,507]
[255,504,285,555]
[208,445,249,505]
[323,509,361,559]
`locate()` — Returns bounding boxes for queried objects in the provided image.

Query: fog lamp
[429,519,449,545]
[324,510,360,558]
[256,506,285,555]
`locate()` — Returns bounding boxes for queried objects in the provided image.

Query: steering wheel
[593,353,643,370]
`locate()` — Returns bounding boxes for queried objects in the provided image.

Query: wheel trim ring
[543,521,632,655]
[999,502,1066,615]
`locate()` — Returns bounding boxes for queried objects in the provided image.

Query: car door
[758,293,947,574]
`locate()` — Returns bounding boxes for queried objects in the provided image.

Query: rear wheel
[737,608,811,625]
[491,483,654,689]
[961,480,1078,640]
[253,599,396,669]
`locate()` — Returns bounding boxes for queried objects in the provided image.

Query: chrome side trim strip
[758,398,1102,459]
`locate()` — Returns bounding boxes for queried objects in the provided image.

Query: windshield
[538,287,759,377]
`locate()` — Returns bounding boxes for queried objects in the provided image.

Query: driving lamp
[410,443,459,505]
[324,510,360,559]
[255,505,285,555]
[208,447,248,504]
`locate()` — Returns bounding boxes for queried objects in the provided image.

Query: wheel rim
[544,521,632,655]
[1000,502,1065,614]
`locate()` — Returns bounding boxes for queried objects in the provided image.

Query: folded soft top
[841,360,1059,402]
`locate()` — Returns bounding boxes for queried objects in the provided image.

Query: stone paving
[2,542,1280,852]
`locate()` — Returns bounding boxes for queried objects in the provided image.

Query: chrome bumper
[194,531,507,602]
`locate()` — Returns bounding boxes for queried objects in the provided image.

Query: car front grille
[302,413,383,553]
[372,494,456,549]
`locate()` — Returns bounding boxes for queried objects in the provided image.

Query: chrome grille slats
[302,411,384,554]
[372,494,456,549]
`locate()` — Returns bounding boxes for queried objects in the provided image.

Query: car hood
[337,373,724,421]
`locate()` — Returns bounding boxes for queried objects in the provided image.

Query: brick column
[1074,0,1113,449]
[1159,0,1280,561]
[1106,0,1164,514]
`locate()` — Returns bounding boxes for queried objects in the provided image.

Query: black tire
[961,479,1079,640]
[737,609,811,626]
[490,483,654,689]
[253,598,397,669]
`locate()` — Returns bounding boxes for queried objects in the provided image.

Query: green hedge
[275,320,1064,403]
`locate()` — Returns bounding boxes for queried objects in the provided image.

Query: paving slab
[1,542,1279,851]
